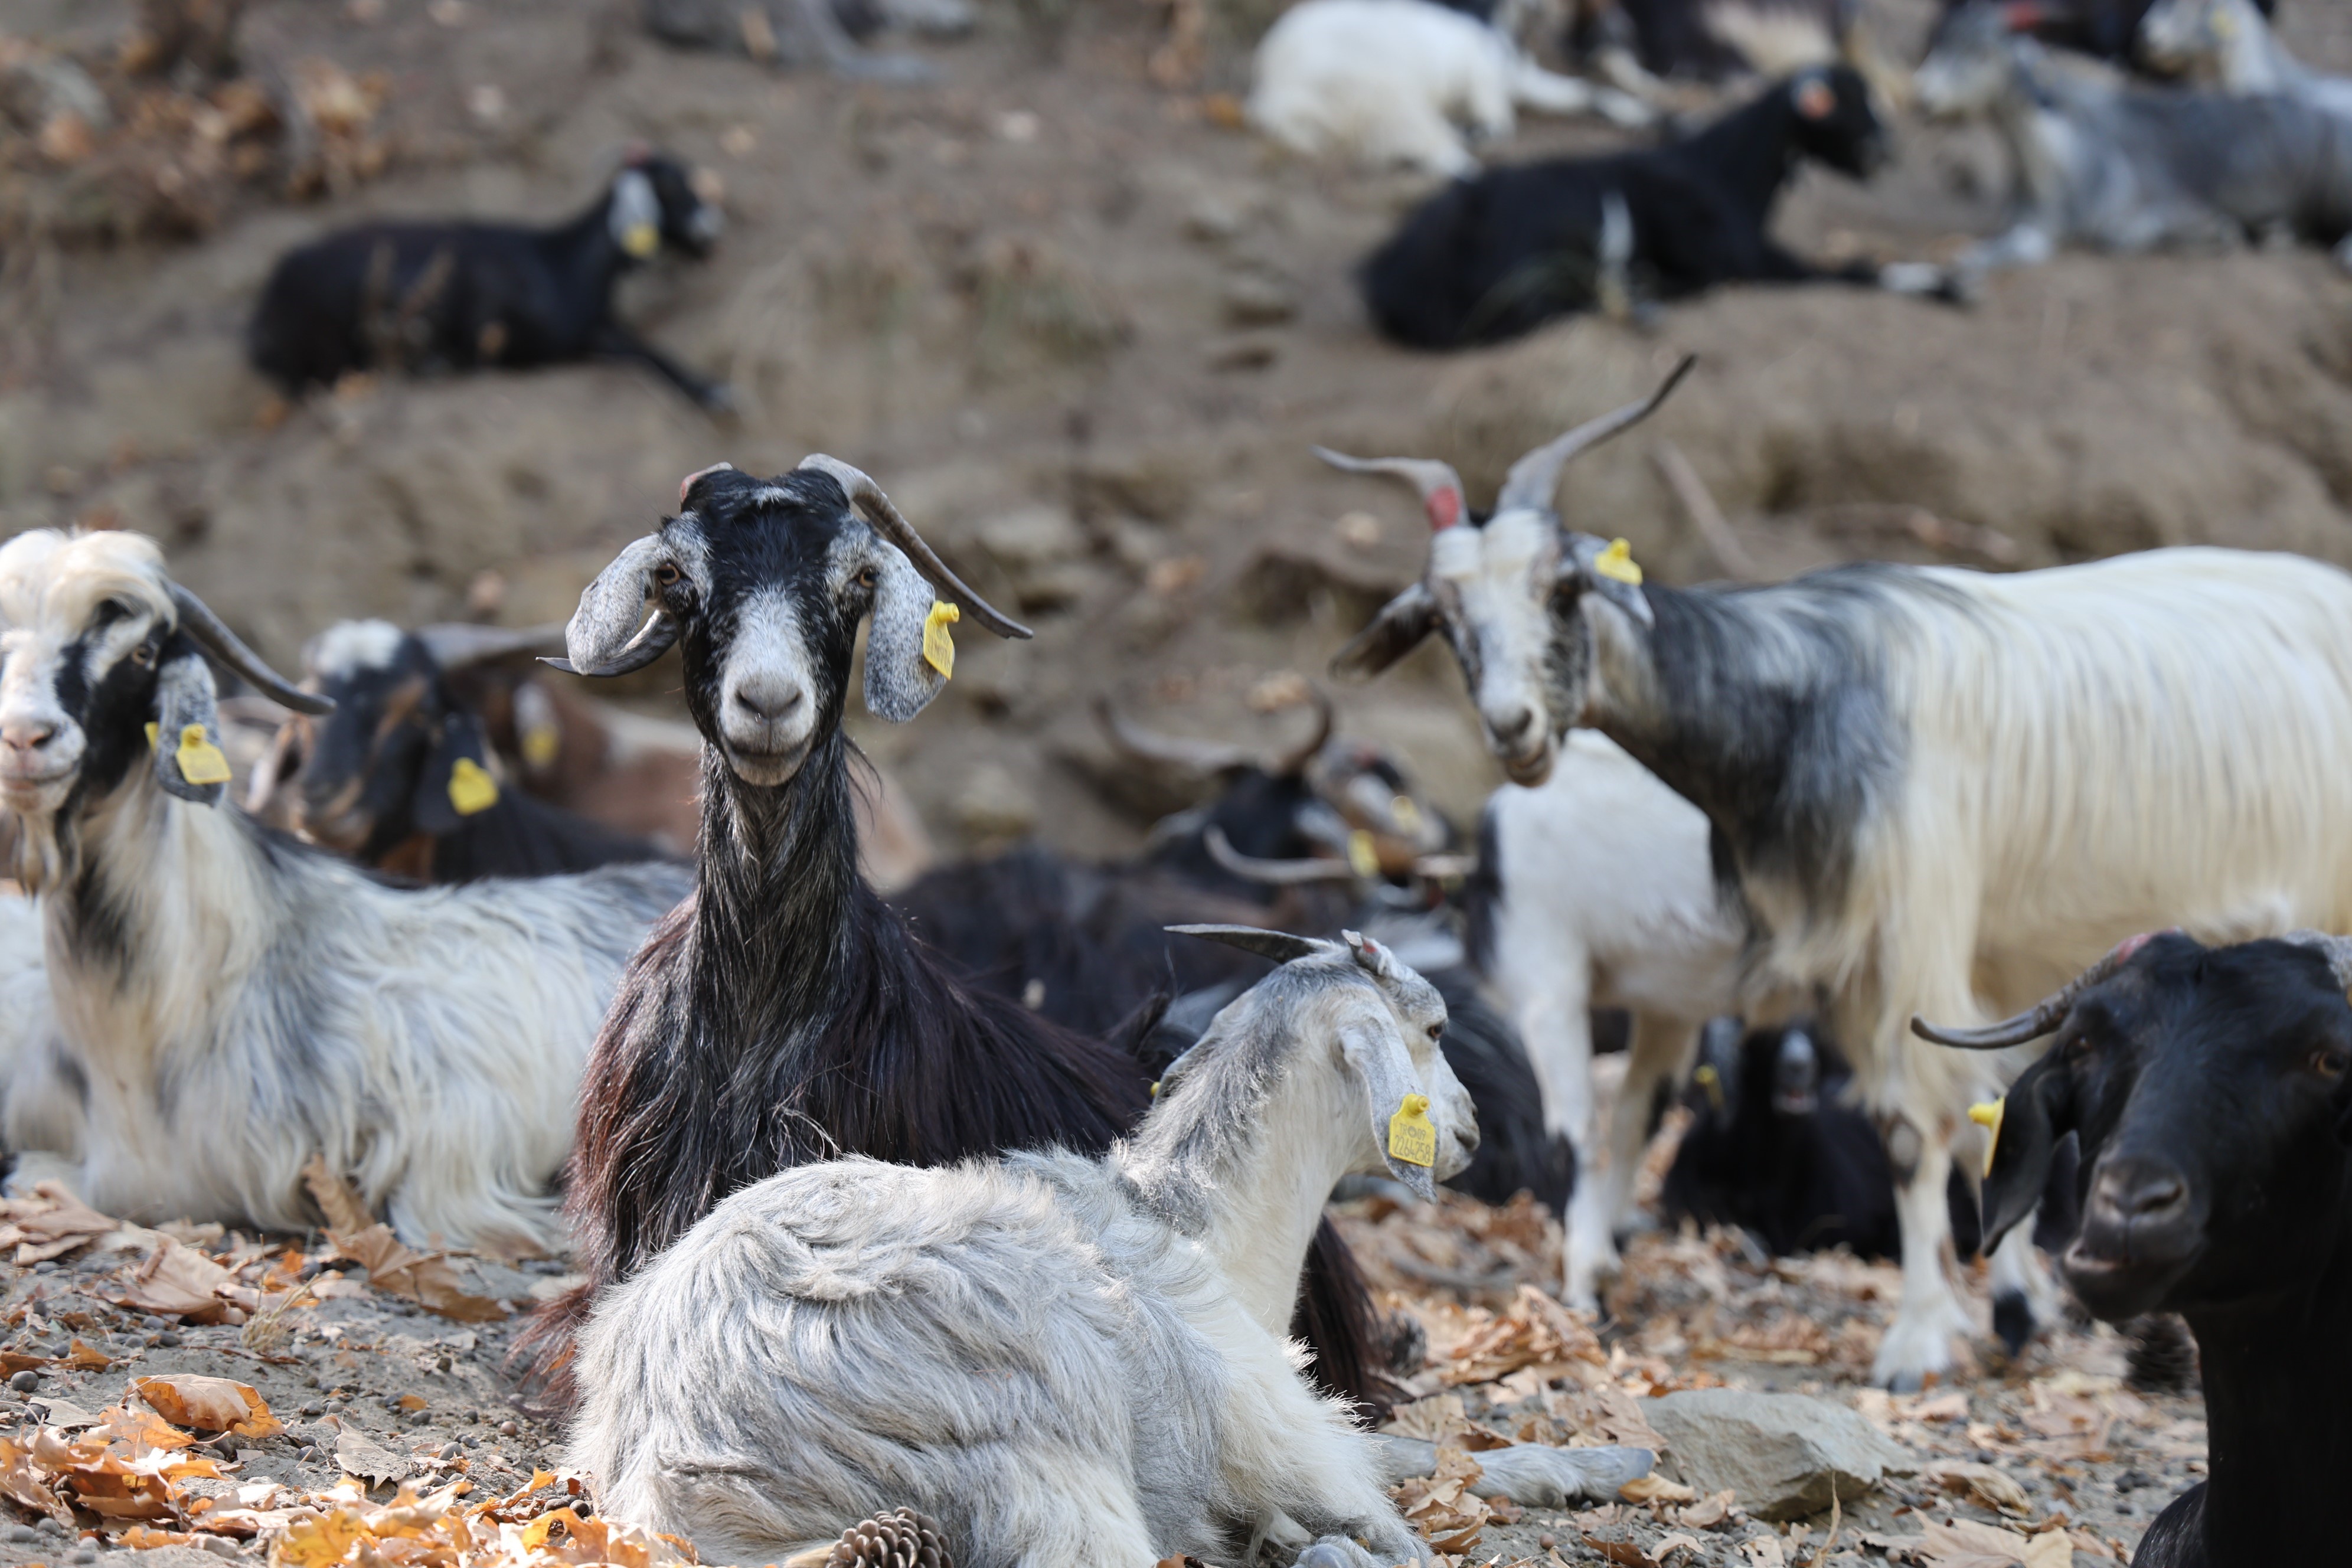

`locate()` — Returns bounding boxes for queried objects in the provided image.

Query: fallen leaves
[1389,1438,1492,1554]
[1905,1518,2074,1568]
[132,1376,282,1440]
[332,1426,408,1488]
[0,1183,120,1265]
[302,1158,509,1322]
[1439,1284,1606,1386]
[120,1236,236,1323]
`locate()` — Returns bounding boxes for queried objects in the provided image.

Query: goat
[247,148,731,410]
[1248,0,1652,181]
[1906,1,2352,283]
[2138,0,2352,115]
[1915,928,2352,1567]
[573,924,1653,1567]
[1360,65,1923,349]
[269,619,674,883]
[522,459,1396,1417]
[0,888,71,1167]
[1465,727,1744,1304]
[0,530,691,1254]
[1318,358,2352,1389]
[641,0,952,84]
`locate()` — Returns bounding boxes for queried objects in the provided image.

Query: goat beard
[8,812,70,896]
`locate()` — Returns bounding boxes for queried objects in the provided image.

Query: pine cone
[822,1507,953,1568]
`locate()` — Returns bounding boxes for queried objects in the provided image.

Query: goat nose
[1488,706,1534,744]
[2091,1162,2188,1224]
[1,716,57,752]
[729,677,803,724]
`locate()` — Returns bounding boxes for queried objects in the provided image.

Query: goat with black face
[1915,930,2352,1567]
[522,460,1398,1414]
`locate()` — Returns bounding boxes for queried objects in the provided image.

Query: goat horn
[1909,931,2169,1050]
[2280,929,2352,992]
[1204,825,1357,886]
[795,455,1033,640]
[1312,449,1469,533]
[1263,685,1335,779]
[540,614,680,679]
[414,621,569,671]
[1494,354,1697,515]
[1095,697,1257,774]
[169,583,333,716]
[1167,924,1332,965]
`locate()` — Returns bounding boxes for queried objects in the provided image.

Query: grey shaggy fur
[571,936,1475,1568]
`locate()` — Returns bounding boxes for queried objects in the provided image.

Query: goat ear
[1340,1015,1438,1202]
[153,648,227,806]
[862,544,950,723]
[1978,1047,2076,1251]
[411,714,498,835]
[609,169,662,260]
[560,535,680,679]
[1331,583,1439,681]
[1562,533,1655,629]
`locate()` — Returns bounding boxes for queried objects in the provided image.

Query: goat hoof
[1991,1290,2034,1358]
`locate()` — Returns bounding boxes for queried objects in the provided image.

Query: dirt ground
[4,0,2351,1562]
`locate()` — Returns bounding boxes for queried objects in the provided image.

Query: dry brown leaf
[0,1181,120,1263]
[1622,1473,1698,1504]
[64,1338,113,1370]
[1923,1461,2033,1517]
[120,1236,234,1322]
[1585,1535,1660,1568]
[299,1164,506,1320]
[1678,1489,1739,1529]
[1738,1536,1787,1567]
[335,1426,409,1487]
[2023,1532,2072,1568]
[1917,1517,2034,1568]
[134,1376,283,1440]
[1390,1438,1490,1554]
[300,1155,374,1234]
[1654,1533,1708,1564]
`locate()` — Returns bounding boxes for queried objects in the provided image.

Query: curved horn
[1312,449,1469,532]
[1096,697,1257,775]
[1494,354,1697,515]
[795,455,1033,641]
[168,584,334,716]
[1204,825,1357,886]
[414,621,569,671]
[2281,929,2352,992]
[1909,932,2167,1050]
[1263,685,1335,779]
[550,535,681,679]
[1167,924,1333,965]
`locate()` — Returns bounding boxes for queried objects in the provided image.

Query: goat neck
[1671,84,1808,230]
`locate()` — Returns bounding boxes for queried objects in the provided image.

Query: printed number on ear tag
[622,221,659,259]
[447,757,500,817]
[1387,1093,1437,1168]
[174,725,233,788]
[1969,1097,2005,1180]
[1593,537,1644,586]
[923,600,960,679]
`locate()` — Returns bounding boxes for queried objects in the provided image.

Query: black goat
[276,619,672,883]
[1949,0,2273,64]
[520,460,1396,1414]
[1915,928,2352,1566]
[1360,64,1900,348]
[247,149,730,410]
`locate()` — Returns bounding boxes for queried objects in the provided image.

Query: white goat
[0,530,691,1255]
[0,890,70,1158]
[1320,361,2352,1389]
[572,925,1651,1567]
[1471,729,1744,1308]
[2139,0,2352,117]
[1248,0,1652,179]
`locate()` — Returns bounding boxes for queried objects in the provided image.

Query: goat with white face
[2138,0,2352,117]
[1321,360,2352,1389]
[0,530,688,1253]
[571,926,1478,1568]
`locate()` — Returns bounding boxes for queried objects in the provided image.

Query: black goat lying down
[266,619,674,883]
[1360,64,1914,348]
[520,460,1399,1415]
[1915,928,2352,1568]
[248,149,730,410]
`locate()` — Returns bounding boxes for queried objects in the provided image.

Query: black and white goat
[1319,358,2352,1389]
[521,460,1396,1415]
[1359,65,1919,349]
[247,149,732,410]
[1915,928,2352,1567]
[0,531,690,1253]
[1906,1,2352,282]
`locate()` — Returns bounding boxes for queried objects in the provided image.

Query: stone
[1644,1389,1913,1521]
[8,1370,39,1393]
[1220,264,1299,327]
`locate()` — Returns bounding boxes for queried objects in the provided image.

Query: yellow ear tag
[144,722,160,750]
[174,724,233,788]
[1593,537,1644,586]
[1694,1062,1724,1112]
[1347,829,1380,879]
[447,756,500,816]
[1387,1092,1437,1168]
[1149,1080,1161,1099]
[521,723,561,772]
[622,221,659,259]
[1969,1097,2005,1180]
[923,600,959,679]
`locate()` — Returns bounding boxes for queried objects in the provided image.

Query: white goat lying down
[1471,730,1745,1308]
[0,890,66,1153]
[1248,0,1652,179]
[0,530,690,1255]
[573,925,1651,1568]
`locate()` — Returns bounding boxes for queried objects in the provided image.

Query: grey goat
[2139,0,2352,117]
[570,925,1648,1567]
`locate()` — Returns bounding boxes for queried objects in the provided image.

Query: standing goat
[522,460,1396,1415]
[0,531,690,1253]
[248,149,731,409]
[1916,929,2352,1567]
[1318,358,2352,1388]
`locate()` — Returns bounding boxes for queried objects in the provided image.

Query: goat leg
[590,323,734,413]
[782,0,936,83]
[1368,1434,1654,1506]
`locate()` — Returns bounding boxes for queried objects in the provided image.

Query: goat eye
[855,567,877,590]
[130,642,155,667]
[654,564,682,588]
[2313,1050,2348,1080]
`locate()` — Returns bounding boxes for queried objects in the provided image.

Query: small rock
[302,1403,325,1418]
[498,1420,520,1438]
[71,1547,96,1563]
[1646,1389,1914,1522]
[141,1317,165,1331]
[439,1442,460,1459]
[155,1331,180,1348]
[195,1534,240,1558]
[9,1370,40,1393]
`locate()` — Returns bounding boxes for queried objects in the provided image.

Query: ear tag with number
[1969,1097,2005,1179]
[923,600,960,678]
[1593,537,1644,586]
[1387,1092,1437,1168]
[172,724,233,788]
[622,221,659,259]
[447,756,500,816]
